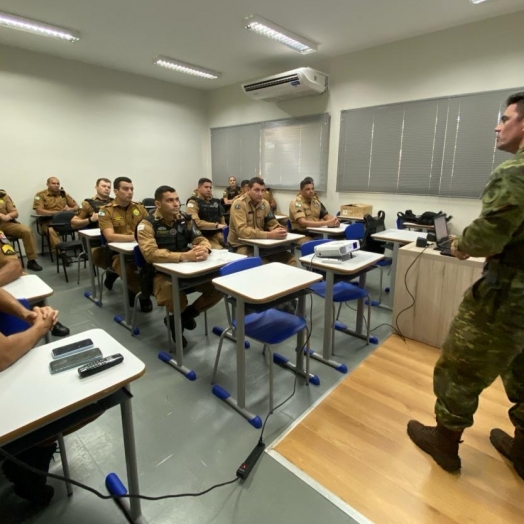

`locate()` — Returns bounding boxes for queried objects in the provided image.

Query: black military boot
[181,305,199,331]
[163,315,188,348]
[2,442,57,505]
[490,428,524,480]
[407,420,463,472]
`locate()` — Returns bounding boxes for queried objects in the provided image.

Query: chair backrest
[218,256,262,277]
[0,299,31,336]
[142,198,155,207]
[286,219,292,231]
[344,223,365,241]
[133,245,146,268]
[300,238,331,257]
[223,226,229,245]
[396,217,406,229]
[51,211,77,234]
[363,211,387,254]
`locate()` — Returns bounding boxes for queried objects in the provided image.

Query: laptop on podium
[433,214,452,255]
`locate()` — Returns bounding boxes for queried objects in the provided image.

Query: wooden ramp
[271,336,524,524]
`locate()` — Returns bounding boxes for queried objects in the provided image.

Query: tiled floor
[0,254,394,523]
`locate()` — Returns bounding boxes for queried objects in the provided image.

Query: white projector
[314,240,360,260]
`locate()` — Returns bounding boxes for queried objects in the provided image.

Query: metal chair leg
[211,327,232,384]
[266,344,274,413]
[204,311,208,336]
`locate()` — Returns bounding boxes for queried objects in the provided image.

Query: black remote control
[78,353,124,378]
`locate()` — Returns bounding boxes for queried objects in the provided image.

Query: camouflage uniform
[228,194,296,266]
[434,147,524,431]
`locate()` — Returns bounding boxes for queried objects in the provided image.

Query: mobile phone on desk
[49,348,102,374]
[51,338,94,359]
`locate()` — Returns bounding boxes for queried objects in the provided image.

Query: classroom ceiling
[0,0,523,90]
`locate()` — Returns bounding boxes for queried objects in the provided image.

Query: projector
[314,240,360,259]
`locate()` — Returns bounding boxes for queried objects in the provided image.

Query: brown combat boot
[490,428,524,481]
[407,420,463,472]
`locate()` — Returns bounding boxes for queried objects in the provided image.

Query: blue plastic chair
[223,226,229,246]
[300,240,372,354]
[212,257,310,413]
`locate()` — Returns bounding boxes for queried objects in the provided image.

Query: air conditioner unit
[241,67,328,102]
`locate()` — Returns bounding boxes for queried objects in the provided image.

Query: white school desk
[275,214,288,221]
[212,263,322,425]
[0,329,146,522]
[3,274,54,343]
[299,251,384,371]
[153,250,246,380]
[238,232,304,257]
[79,228,101,306]
[370,229,428,309]
[108,242,138,333]
[393,244,484,348]
[306,224,349,239]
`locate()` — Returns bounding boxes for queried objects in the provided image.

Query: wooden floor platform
[271,336,524,524]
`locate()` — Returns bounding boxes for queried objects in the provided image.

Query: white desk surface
[0,329,145,445]
[154,251,246,277]
[239,232,304,247]
[306,224,349,235]
[108,241,137,253]
[275,214,288,221]
[403,222,435,230]
[371,229,427,244]
[212,262,321,304]
[79,228,101,238]
[299,251,384,275]
[3,275,54,302]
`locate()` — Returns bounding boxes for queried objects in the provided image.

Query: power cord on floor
[0,447,239,501]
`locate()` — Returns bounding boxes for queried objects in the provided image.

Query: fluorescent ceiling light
[469,0,491,4]
[153,56,221,79]
[0,11,79,42]
[244,15,317,54]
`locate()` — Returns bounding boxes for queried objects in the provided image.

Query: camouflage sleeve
[457,164,524,257]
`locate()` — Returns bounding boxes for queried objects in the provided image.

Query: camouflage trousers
[434,269,524,431]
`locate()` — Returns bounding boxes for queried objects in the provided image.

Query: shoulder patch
[234,204,241,210]
[133,209,139,216]
[137,224,145,231]
[295,202,302,207]
[98,210,105,217]
[34,196,41,201]
[187,202,195,208]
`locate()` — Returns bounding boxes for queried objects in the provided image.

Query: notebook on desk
[433,214,452,255]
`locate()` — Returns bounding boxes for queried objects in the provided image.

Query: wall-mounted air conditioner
[241,67,328,102]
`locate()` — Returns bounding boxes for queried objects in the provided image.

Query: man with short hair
[186,177,226,250]
[0,189,42,271]
[234,179,250,200]
[136,186,222,346]
[289,179,339,243]
[72,178,117,289]
[98,177,152,312]
[33,177,79,257]
[407,91,524,480]
[229,177,296,267]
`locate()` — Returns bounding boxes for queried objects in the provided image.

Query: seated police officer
[186,177,227,250]
[0,189,42,271]
[222,176,240,209]
[98,177,152,312]
[136,185,222,346]
[289,178,339,244]
[71,178,118,289]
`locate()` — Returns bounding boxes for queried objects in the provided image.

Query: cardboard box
[339,203,373,219]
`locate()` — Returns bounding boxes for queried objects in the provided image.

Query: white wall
[0,44,208,223]
[207,12,524,234]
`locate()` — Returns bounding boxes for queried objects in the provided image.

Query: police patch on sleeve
[34,196,40,201]
[1,244,15,255]
[295,202,302,207]
[234,204,240,209]
[98,210,105,216]
[137,224,145,231]
[187,203,194,208]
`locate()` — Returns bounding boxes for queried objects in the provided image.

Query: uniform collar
[93,195,113,202]
[153,209,178,225]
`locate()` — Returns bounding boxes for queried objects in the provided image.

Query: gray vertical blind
[337,88,520,198]
[211,113,330,190]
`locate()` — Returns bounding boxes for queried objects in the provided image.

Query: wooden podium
[392,243,484,348]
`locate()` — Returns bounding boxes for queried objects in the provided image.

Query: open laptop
[433,214,452,255]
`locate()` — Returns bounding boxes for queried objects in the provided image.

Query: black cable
[258,292,314,444]
[0,447,239,501]
[342,302,403,339]
[393,246,428,337]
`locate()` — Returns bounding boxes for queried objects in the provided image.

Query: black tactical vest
[225,187,239,200]
[85,198,112,228]
[190,197,222,223]
[143,214,192,253]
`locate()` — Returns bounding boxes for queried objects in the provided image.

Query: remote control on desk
[78,353,124,378]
